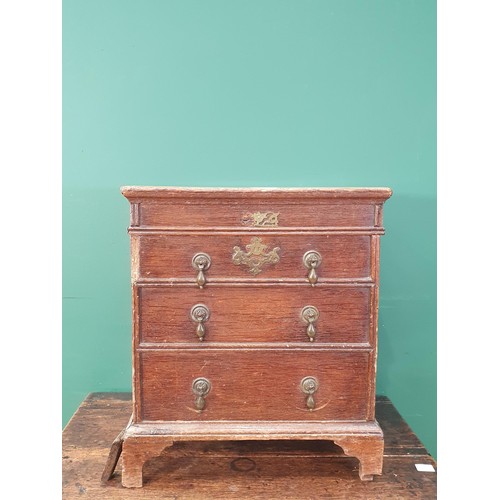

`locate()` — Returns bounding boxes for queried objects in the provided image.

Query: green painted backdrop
[63,0,436,457]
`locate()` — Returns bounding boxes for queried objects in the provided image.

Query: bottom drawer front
[139,350,370,421]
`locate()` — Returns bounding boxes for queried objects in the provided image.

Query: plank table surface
[62,393,436,499]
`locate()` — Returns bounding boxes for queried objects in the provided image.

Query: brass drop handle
[192,377,211,411]
[190,304,210,341]
[303,250,322,286]
[301,306,319,342]
[192,253,211,288]
[300,376,319,410]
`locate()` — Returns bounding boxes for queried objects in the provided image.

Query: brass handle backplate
[192,252,211,288]
[190,304,210,341]
[301,305,319,342]
[300,376,319,410]
[192,377,211,411]
[303,250,322,286]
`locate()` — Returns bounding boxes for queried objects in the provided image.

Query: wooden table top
[62,393,436,499]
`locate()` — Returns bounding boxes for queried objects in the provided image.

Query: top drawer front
[136,200,377,229]
[136,233,371,281]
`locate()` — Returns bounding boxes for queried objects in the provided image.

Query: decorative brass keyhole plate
[232,237,280,275]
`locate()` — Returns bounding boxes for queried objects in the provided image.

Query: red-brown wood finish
[121,186,391,230]
[138,349,371,421]
[136,200,378,229]
[137,284,372,344]
[115,186,392,487]
[136,233,372,281]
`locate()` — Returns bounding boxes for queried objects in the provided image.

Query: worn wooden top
[62,393,436,499]
[121,186,393,201]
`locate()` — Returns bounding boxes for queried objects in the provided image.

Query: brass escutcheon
[232,237,280,275]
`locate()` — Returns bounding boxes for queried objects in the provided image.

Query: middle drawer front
[139,349,371,422]
[138,285,372,344]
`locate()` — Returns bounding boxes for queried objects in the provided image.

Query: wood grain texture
[137,200,377,229]
[63,393,436,499]
[121,438,173,488]
[125,420,384,438]
[121,186,393,200]
[137,233,372,280]
[138,349,371,422]
[138,284,372,344]
[120,429,384,485]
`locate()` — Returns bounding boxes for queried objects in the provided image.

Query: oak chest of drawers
[117,186,392,487]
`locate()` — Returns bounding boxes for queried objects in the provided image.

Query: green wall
[63,0,436,457]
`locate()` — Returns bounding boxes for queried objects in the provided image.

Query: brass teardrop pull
[196,322,205,339]
[300,376,319,410]
[192,377,211,411]
[303,251,322,286]
[192,253,211,288]
[308,266,317,284]
[301,306,320,342]
[196,269,206,288]
[190,304,210,341]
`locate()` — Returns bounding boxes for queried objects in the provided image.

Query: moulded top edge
[120,186,393,201]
